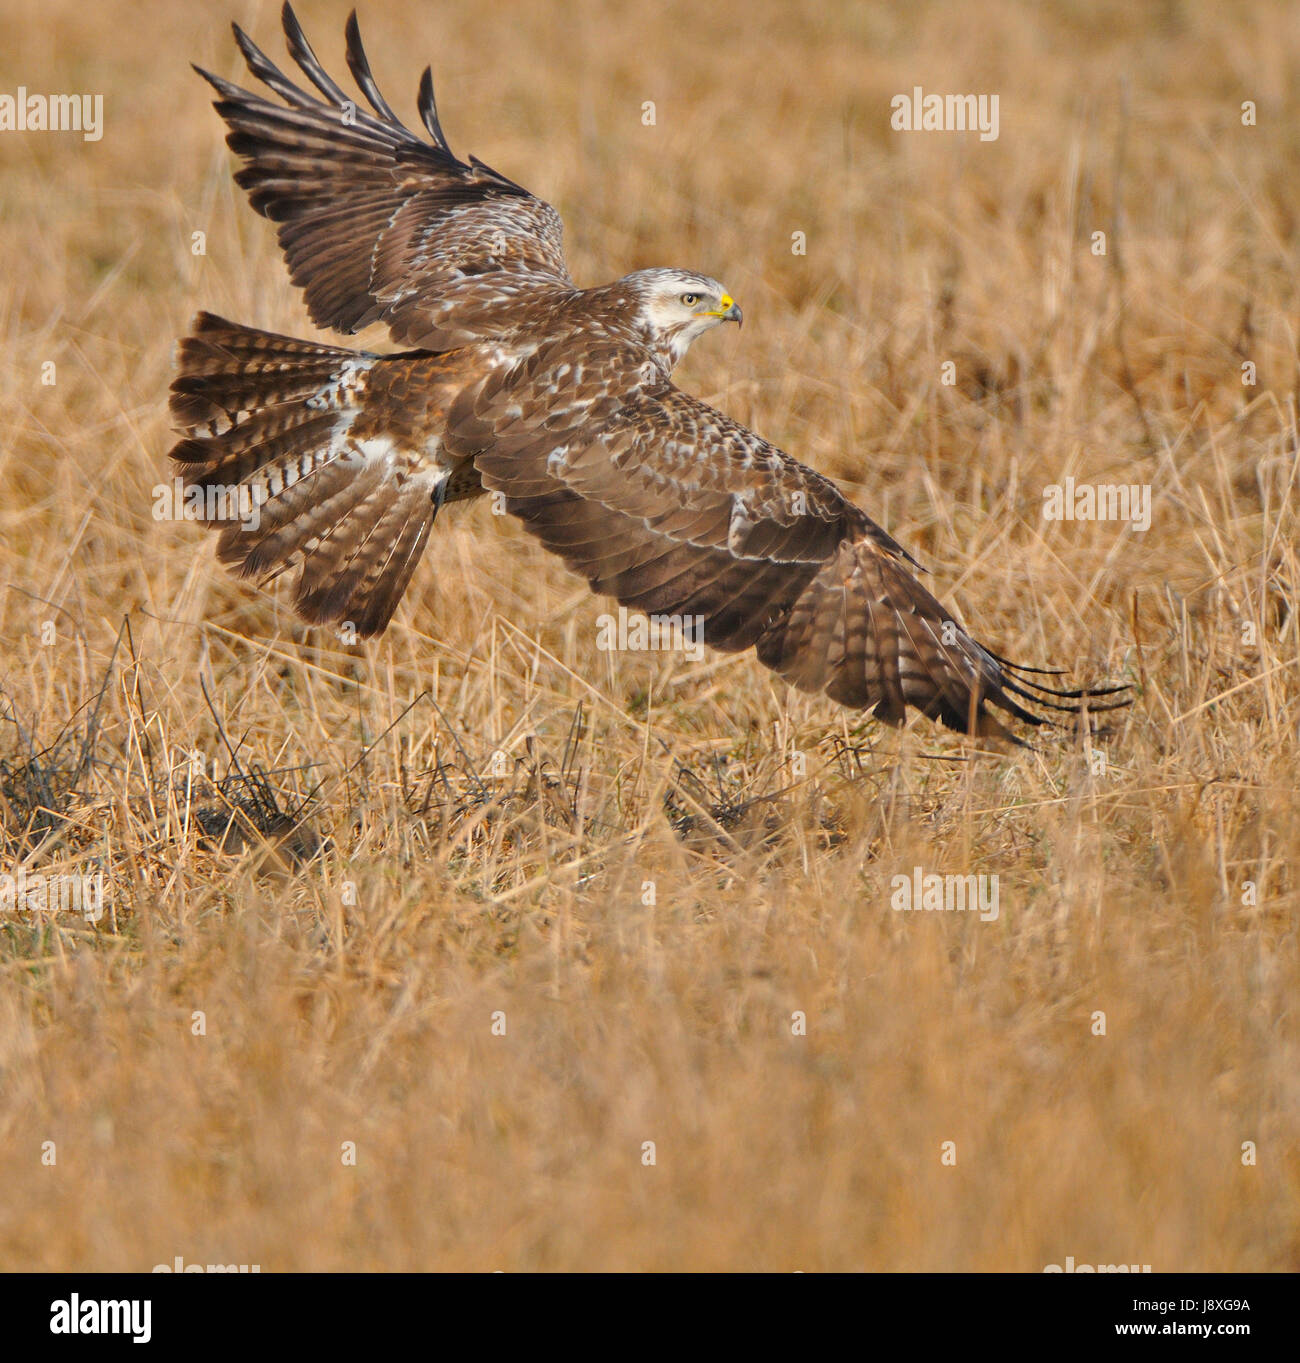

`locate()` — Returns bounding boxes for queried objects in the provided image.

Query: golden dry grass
[0,0,1296,1271]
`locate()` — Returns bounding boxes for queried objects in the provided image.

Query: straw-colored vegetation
[0,0,1295,1269]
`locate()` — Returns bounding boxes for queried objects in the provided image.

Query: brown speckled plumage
[169,4,1129,740]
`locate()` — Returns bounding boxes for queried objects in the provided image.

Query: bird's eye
[680,293,701,307]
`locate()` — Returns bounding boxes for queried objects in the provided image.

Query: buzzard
[170,4,1129,741]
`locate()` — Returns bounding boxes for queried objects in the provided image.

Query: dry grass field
[0,0,1296,1272]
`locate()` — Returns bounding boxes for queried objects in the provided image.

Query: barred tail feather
[168,311,440,636]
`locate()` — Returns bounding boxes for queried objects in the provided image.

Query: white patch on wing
[355,435,398,472]
[727,495,755,555]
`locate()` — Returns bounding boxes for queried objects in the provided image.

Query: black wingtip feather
[984,649,1069,677]
[282,2,352,107]
[999,676,1132,716]
[417,67,450,152]
[232,20,316,110]
[344,10,405,127]
[1005,671,1134,702]
[192,62,225,92]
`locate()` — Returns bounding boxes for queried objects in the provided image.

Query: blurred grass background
[0,0,1296,1270]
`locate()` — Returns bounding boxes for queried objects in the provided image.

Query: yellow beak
[703,294,743,326]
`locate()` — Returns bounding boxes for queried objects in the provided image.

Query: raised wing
[461,345,1126,741]
[195,3,573,345]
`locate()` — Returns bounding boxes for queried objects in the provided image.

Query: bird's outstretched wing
[195,2,573,346]
[458,343,1128,742]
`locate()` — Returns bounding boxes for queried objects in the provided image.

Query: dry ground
[0,0,1296,1271]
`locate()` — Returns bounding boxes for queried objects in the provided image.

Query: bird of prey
[170,4,1128,741]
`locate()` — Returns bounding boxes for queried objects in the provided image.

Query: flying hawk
[170,4,1129,742]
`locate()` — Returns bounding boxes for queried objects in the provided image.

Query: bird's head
[624,267,742,368]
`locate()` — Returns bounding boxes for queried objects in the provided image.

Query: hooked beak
[701,294,743,327]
